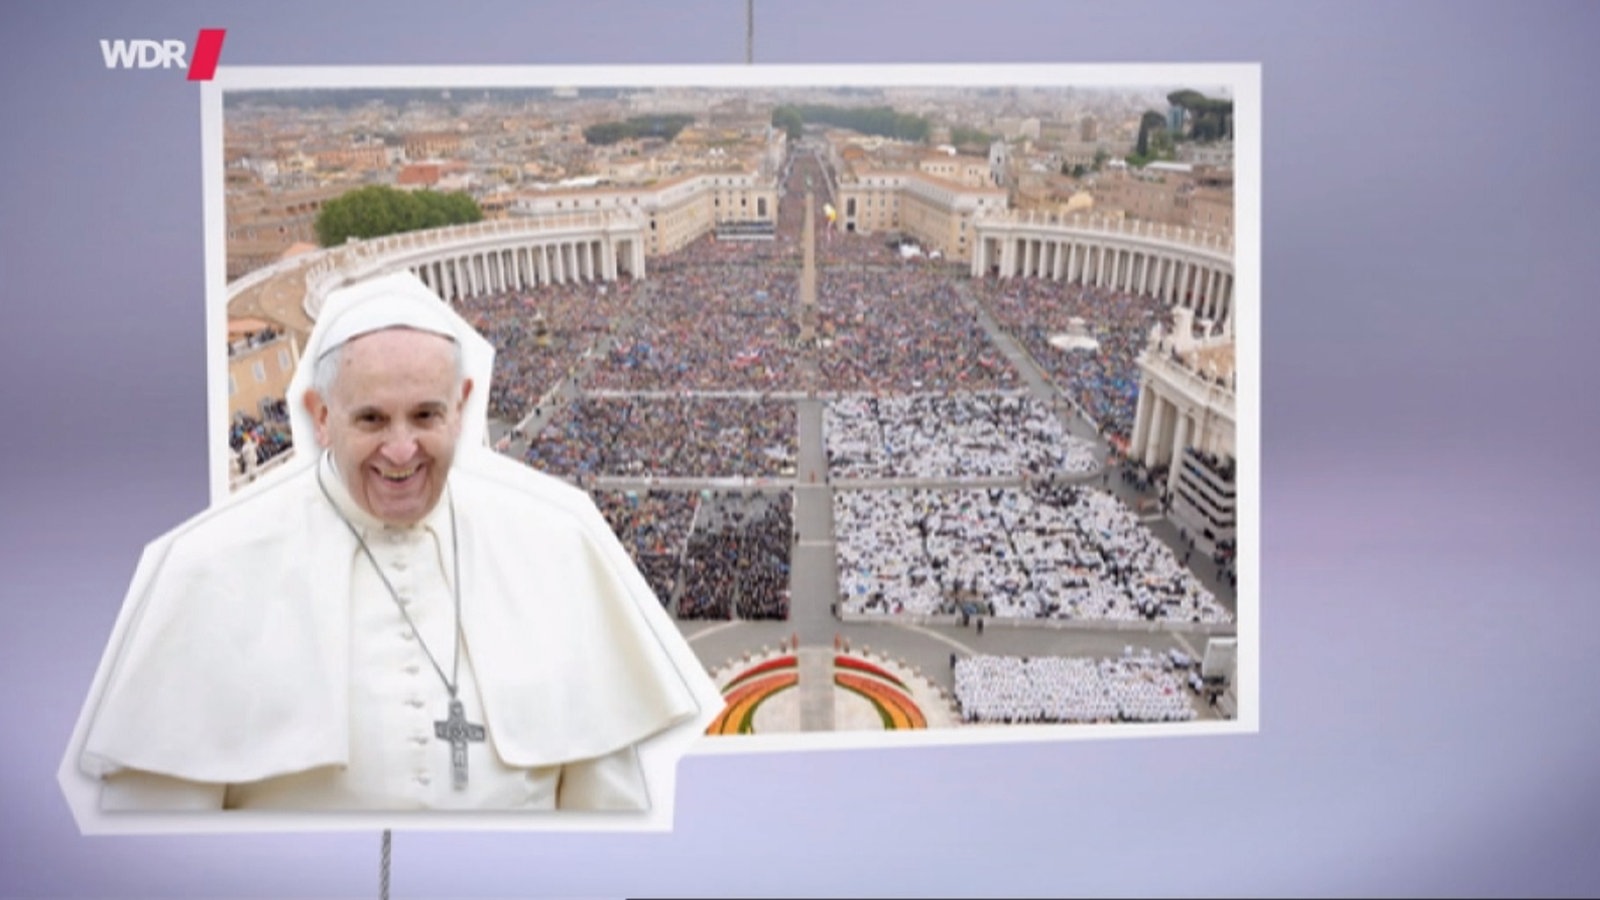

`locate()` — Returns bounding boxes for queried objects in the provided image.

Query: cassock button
[407,698,425,709]
[405,663,421,675]
[415,774,430,786]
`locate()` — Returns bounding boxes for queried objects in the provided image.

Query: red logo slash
[187,29,225,81]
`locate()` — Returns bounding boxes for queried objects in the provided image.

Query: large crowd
[968,278,1173,445]
[425,145,1233,632]
[676,491,793,621]
[833,483,1231,624]
[455,280,636,422]
[525,396,796,479]
[592,489,698,605]
[825,391,1098,479]
[592,488,793,621]
[816,267,1018,393]
[588,257,804,393]
[954,652,1198,724]
[229,404,292,471]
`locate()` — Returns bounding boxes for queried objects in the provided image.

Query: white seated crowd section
[833,483,1232,624]
[824,391,1099,480]
[954,653,1197,724]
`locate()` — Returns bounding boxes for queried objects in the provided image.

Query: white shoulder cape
[77,449,713,786]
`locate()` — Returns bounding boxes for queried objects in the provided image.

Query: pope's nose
[379,434,418,465]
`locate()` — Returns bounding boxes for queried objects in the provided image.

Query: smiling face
[303,327,473,527]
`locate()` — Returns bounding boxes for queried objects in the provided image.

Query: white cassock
[68,271,720,813]
[78,449,707,811]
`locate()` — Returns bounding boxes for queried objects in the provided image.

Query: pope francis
[66,272,720,813]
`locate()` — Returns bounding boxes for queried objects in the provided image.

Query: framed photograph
[63,61,1258,834]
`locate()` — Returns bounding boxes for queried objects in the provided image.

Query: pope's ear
[458,377,474,409]
[302,388,331,448]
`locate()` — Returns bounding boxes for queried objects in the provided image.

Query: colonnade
[971,225,1235,325]
[1127,351,1235,499]
[409,235,646,302]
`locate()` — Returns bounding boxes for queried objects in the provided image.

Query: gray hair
[310,326,466,398]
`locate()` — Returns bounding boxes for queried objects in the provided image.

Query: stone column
[1130,378,1153,462]
[1166,410,1192,498]
[1190,407,1209,458]
[1144,394,1168,469]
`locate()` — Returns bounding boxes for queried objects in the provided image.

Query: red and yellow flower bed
[833,652,927,731]
[707,655,800,735]
[833,654,907,689]
[721,654,797,692]
[834,671,926,730]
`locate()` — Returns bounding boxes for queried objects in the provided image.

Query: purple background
[3,0,1599,896]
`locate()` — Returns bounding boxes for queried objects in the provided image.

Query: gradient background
[3,1,1598,897]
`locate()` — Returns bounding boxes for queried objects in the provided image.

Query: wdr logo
[100,29,226,81]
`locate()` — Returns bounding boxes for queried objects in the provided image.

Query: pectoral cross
[434,698,486,790]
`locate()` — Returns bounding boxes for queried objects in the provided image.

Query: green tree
[772,106,803,141]
[782,104,933,143]
[1165,90,1233,142]
[1136,110,1167,158]
[950,126,996,148]
[314,185,483,247]
[582,115,695,146]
